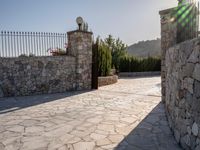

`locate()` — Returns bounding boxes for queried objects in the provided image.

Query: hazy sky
[0,0,178,45]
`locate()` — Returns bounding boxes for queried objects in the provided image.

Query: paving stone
[97,124,114,132]
[21,139,48,150]
[44,125,73,137]
[0,143,4,149]
[87,117,102,124]
[96,138,111,146]
[0,77,181,150]
[59,133,74,143]
[20,119,40,127]
[101,143,118,149]
[47,139,64,150]
[108,134,124,143]
[67,137,81,144]
[90,133,106,140]
[73,142,95,150]
[120,117,136,124]
[7,125,24,133]
[25,126,44,133]
[2,136,20,146]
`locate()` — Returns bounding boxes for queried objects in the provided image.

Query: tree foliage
[95,37,112,76]
[104,35,127,70]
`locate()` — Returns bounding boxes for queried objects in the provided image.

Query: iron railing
[0,31,67,57]
[175,0,200,43]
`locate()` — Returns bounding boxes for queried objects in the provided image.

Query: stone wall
[67,30,93,90]
[165,38,200,150]
[0,30,93,97]
[98,75,118,87]
[0,56,76,97]
[159,8,177,103]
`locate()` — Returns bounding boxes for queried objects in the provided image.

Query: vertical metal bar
[0,31,3,57]
[33,32,35,56]
[27,32,30,55]
[64,33,67,49]
[41,32,43,56]
[48,33,51,53]
[45,32,48,56]
[54,33,56,49]
[40,32,43,56]
[57,33,59,48]
[24,32,26,55]
[35,32,37,56]
[57,33,59,49]
[7,31,10,57]
[4,31,7,57]
[52,33,54,50]
[18,31,20,56]
[10,32,13,57]
[62,33,64,49]
[43,32,45,56]
[38,32,40,56]
[50,33,52,55]
[13,32,16,57]
[30,32,33,55]
[61,33,63,49]
[42,32,44,56]
[20,32,23,56]
[56,33,58,49]
[46,32,49,55]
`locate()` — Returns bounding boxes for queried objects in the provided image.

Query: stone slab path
[0,77,182,150]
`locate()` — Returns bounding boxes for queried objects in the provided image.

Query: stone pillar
[159,8,177,103]
[67,30,93,90]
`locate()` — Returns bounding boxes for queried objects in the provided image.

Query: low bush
[119,56,161,72]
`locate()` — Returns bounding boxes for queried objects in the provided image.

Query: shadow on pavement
[0,90,91,114]
[115,102,182,150]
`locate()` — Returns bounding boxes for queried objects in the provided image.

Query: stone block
[194,80,200,98]
[174,129,181,142]
[188,47,200,64]
[193,64,200,81]
[192,122,199,136]
[0,87,3,98]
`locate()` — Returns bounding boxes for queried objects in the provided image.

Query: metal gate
[91,42,99,89]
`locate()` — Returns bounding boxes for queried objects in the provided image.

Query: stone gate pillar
[159,8,177,102]
[67,30,93,90]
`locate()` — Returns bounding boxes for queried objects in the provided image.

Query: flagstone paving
[0,77,182,150]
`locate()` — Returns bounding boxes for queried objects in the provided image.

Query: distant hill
[127,39,161,58]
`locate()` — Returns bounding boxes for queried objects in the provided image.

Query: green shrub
[119,56,161,72]
[98,41,112,76]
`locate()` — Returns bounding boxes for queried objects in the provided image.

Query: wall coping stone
[98,75,118,87]
[67,30,93,35]
[119,71,161,77]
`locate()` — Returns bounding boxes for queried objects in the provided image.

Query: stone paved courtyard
[0,77,182,150]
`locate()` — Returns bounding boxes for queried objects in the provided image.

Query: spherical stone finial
[76,17,83,30]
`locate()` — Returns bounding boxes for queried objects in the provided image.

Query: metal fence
[0,31,67,57]
[175,0,200,43]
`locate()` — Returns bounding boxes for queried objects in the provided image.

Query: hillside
[127,39,161,58]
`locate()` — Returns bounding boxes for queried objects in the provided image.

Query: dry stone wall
[67,31,93,90]
[98,75,118,87]
[165,38,200,150]
[0,30,93,97]
[159,8,177,103]
[0,56,76,97]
